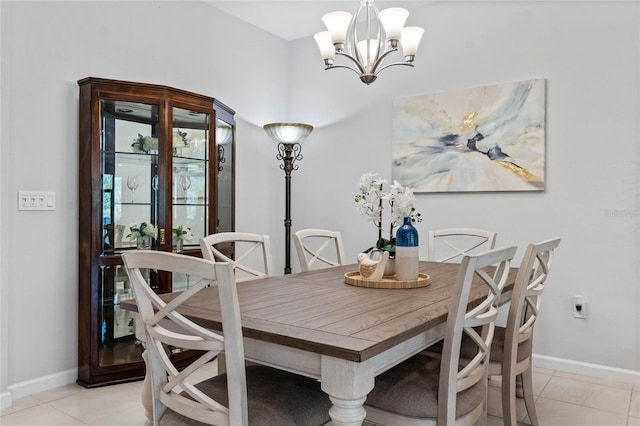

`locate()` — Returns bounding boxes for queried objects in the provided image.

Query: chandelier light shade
[263,122,314,144]
[314,0,424,85]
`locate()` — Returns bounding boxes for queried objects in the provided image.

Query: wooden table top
[130,261,516,363]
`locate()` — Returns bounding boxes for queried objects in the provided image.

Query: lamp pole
[277,142,302,274]
[263,123,313,275]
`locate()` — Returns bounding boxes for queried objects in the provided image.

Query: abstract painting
[392,78,546,192]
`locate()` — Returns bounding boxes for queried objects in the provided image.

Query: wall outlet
[18,191,56,211]
[573,295,586,319]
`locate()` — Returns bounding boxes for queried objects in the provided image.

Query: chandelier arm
[369,47,400,75]
[326,64,370,76]
[374,61,414,75]
[336,51,367,74]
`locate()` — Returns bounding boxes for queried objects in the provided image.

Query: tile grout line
[0,396,44,418]
[535,394,632,422]
[535,368,555,401]
[626,389,634,426]
[47,401,90,426]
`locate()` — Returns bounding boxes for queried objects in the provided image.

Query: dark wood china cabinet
[77,78,235,387]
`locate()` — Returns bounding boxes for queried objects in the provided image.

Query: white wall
[0,0,9,409]
[288,1,640,374]
[0,0,638,405]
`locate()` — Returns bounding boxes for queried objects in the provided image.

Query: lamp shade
[263,123,313,144]
[216,124,233,145]
[378,8,409,41]
[401,26,424,57]
[357,39,380,68]
[314,31,335,60]
[322,11,352,44]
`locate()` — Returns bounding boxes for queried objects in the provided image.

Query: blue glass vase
[395,217,419,280]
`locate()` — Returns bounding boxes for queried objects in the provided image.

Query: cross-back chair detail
[293,228,345,272]
[428,228,498,262]
[493,237,561,426]
[200,232,274,282]
[122,252,237,424]
[364,245,517,426]
[123,251,331,425]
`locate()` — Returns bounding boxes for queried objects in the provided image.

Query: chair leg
[480,368,489,426]
[521,368,539,426]
[501,371,518,426]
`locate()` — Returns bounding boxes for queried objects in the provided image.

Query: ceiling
[204,1,431,41]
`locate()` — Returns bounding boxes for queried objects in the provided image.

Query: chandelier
[313,0,424,85]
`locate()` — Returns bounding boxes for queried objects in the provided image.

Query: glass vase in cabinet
[77,77,235,387]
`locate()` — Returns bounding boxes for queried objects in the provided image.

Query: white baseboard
[533,354,640,386]
[7,368,77,401]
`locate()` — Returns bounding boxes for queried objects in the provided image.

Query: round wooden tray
[344,271,431,289]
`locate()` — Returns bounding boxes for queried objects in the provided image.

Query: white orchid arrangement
[172,225,193,242]
[355,172,422,255]
[126,222,158,240]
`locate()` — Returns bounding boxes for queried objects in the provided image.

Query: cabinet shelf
[173,155,208,162]
[172,202,207,207]
[78,77,235,387]
[103,151,208,161]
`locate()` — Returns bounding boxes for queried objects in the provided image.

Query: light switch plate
[18,191,56,211]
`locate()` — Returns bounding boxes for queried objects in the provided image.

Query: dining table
[123,260,516,426]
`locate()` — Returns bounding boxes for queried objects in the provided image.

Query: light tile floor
[2,367,639,425]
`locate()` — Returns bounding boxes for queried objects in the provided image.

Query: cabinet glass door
[98,264,144,367]
[171,107,209,253]
[101,99,159,253]
[99,99,161,369]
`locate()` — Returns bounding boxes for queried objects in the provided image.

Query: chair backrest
[438,245,517,425]
[200,232,274,282]
[122,251,248,425]
[428,228,497,262]
[292,228,345,272]
[503,238,561,366]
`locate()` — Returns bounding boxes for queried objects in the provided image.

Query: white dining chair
[122,251,331,426]
[363,245,517,425]
[293,228,345,272]
[200,232,274,282]
[428,228,498,262]
[462,237,561,426]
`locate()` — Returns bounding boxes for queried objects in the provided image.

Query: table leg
[321,356,374,426]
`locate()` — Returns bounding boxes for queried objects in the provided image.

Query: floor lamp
[263,123,314,274]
